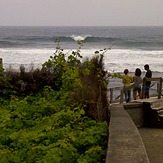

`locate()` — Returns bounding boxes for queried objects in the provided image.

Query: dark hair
[144,64,149,69]
[135,68,141,76]
[124,69,129,75]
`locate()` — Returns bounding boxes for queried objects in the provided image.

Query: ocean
[0,26,163,75]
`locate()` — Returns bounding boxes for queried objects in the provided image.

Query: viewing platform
[106,77,163,163]
[108,77,163,126]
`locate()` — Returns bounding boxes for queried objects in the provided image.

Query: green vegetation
[0,41,110,162]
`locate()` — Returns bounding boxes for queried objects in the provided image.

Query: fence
[108,77,163,103]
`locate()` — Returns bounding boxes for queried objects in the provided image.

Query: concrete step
[151,106,163,111]
[152,106,163,115]
[150,99,163,108]
[158,115,163,122]
[158,110,163,115]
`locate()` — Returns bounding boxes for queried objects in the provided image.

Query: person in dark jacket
[144,64,152,98]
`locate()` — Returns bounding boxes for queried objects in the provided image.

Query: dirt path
[138,127,163,163]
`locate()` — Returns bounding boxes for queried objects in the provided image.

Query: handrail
[108,77,163,103]
[142,77,162,99]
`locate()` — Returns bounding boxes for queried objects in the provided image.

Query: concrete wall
[124,102,144,127]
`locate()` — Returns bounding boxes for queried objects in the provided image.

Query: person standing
[133,68,143,100]
[144,64,152,98]
[122,69,133,103]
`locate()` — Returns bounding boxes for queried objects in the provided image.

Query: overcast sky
[0,0,163,26]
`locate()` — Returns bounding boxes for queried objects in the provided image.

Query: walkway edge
[105,104,150,163]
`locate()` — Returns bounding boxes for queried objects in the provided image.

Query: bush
[0,41,110,162]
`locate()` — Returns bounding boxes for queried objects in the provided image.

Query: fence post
[157,83,159,93]
[0,58,2,69]
[141,78,146,99]
[120,88,124,103]
[158,77,162,99]
[0,58,3,75]
[110,88,113,103]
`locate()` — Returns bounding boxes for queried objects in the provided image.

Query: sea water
[0,26,163,74]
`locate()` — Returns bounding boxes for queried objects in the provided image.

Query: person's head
[124,69,129,75]
[144,64,149,71]
[135,68,141,76]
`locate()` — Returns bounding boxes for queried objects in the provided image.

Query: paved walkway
[106,103,163,163]
[106,104,150,163]
[139,127,163,163]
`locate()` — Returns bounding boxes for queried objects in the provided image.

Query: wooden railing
[142,77,162,99]
[108,77,163,103]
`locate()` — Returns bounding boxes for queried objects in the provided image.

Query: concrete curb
[105,104,150,163]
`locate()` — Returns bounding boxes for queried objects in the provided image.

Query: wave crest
[71,35,91,41]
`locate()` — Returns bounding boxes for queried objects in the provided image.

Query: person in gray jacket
[133,68,143,100]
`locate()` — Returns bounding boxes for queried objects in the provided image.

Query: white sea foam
[0,48,163,73]
[0,48,54,70]
[71,35,91,41]
[80,49,163,73]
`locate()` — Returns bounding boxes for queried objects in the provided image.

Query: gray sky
[0,0,163,26]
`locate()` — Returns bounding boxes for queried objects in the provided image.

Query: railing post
[141,78,146,99]
[0,58,3,76]
[158,77,162,99]
[0,58,2,69]
[110,88,113,104]
[157,83,159,93]
[120,88,124,103]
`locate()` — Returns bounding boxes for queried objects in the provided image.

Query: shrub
[0,41,110,162]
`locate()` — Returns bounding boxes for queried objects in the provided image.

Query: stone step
[151,106,163,111]
[158,110,163,115]
[158,115,163,121]
[150,99,163,108]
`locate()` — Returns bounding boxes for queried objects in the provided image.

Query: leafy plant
[0,40,109,162]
